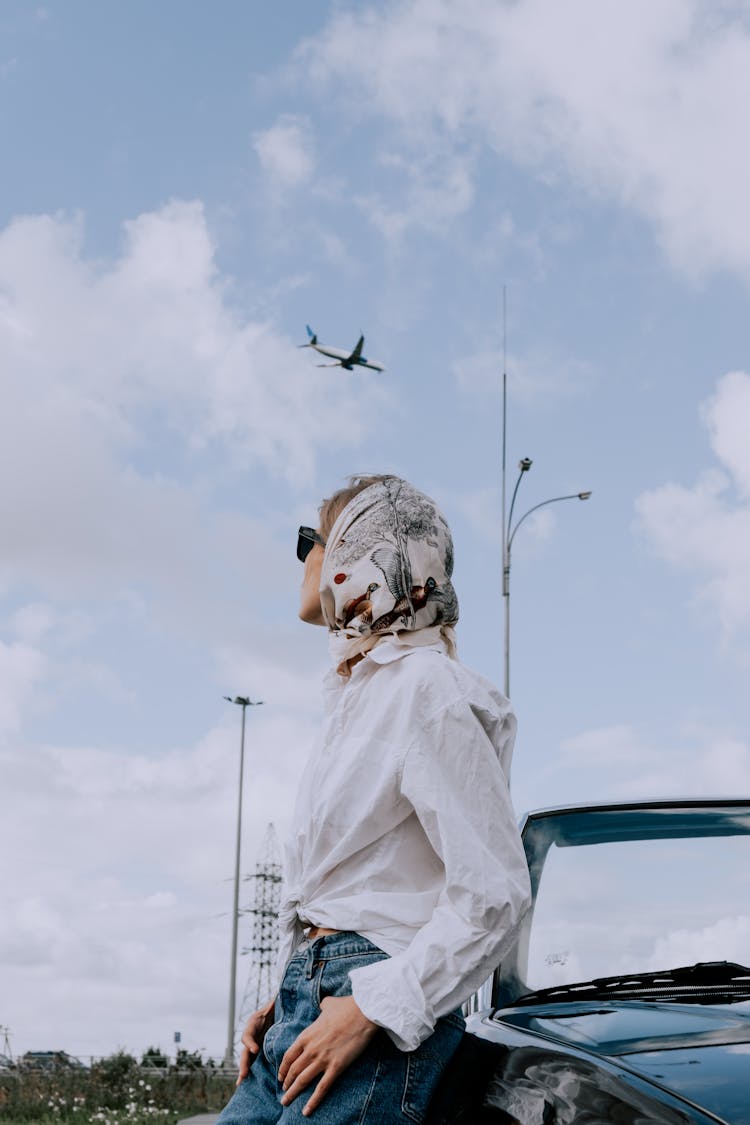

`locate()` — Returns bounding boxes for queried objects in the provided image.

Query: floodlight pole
[222,695,264,1069]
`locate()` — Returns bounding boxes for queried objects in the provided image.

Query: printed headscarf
[319,477,459,675]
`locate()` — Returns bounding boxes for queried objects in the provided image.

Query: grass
[0,1065,236,1124]
[0,1113,178,1125]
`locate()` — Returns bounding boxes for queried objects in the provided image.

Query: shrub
[137,1051,167,1071]
[0,1054,236,1122]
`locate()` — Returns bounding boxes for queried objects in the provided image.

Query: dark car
[430,798,750,1125]
[19,1051,87,1071]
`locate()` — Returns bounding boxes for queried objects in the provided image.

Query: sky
[2,0,750,1061]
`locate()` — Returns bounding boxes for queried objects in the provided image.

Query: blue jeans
[217,931,465,1124]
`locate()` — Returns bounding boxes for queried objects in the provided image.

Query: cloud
[534,721,750,808]
[0,879,229,1057]
[0,197,371,1057]
[0,656,321,1057]
[298,0,750,284]
[0,200,370,485]
[253,114,316,188]
[356,147,476,249]
[649,914,750,971]
[0,200,386,628]
[0,638,46,734]
[635,371,750,636]
[702,370,750,495]
[9,602,94,648]
[558,724,651,768]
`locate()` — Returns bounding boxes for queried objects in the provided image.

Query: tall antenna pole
[501,286,510,698]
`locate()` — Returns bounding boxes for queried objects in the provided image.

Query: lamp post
[499,287,592,699]
[502,459,591,698]
[222,695,264,1068]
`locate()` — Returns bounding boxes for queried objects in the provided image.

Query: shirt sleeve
[348,697,531,1051]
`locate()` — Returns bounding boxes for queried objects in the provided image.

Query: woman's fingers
[300,1070,337,1118]
[237,1032,259,1084]
[277,996,378,1114]
[278,1034,306,1085]
[236,1046,251,1085]
[280,1058,327,1107]
[241,1023,261,1053]
[236,1002,276,1084]
[281,1043,322,1093]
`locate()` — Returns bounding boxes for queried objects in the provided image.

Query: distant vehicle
[299,326,384,371]
[0,1053,15,1072]
[20,1051,86,1071]
[428,798,750,1124]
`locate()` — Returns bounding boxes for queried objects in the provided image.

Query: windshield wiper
[512,961,750,1007]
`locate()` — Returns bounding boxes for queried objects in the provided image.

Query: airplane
[299,325,385,372]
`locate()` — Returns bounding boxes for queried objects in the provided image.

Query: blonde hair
[318,474,396,538]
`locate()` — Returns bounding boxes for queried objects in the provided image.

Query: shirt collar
[366,632,449,665]
[323,631,451,698]
[366,640,414,665]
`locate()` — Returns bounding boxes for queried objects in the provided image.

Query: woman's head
[317,475,395,540]
[318,475,458,643]
[298,476,391,626]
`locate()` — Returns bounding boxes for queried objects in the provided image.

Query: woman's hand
[278,995,378,1116]
[237,996,276,1084]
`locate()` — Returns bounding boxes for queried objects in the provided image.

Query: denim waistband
[293,929,383,961]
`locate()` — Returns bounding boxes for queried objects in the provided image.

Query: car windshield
[526,830,750,992]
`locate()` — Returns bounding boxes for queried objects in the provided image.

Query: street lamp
[502,460,591,698]
[499,287,592,700]
[222,695,264,1068]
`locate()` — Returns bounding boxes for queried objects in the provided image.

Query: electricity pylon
[239,823,283,1022]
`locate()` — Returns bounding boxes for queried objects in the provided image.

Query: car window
[526,834,750,990]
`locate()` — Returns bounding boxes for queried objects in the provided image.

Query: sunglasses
[297,526,327,562]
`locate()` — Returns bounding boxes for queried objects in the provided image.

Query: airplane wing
[345,335,365,365]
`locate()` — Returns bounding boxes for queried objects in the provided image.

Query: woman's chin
[299,604,325,626]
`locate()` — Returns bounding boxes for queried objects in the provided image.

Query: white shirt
[276,636,531,1052]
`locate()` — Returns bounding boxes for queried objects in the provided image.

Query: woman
[218,475,530,1123]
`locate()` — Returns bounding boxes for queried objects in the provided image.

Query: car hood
[498,999,750,1123]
